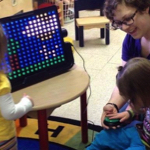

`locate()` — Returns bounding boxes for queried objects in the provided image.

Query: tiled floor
[51,12,126,126]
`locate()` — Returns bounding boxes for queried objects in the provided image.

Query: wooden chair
[74,0,110,47]
[33,0,64,26]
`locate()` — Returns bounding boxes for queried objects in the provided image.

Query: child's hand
[106,111,130,123]
[101,104,118,129]
[23,93,34,106]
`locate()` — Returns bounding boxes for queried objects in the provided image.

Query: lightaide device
[0,5,74,92]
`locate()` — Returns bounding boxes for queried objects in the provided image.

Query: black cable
[70,43,92,108]
[69,43,97,143]
[87,120,95,142]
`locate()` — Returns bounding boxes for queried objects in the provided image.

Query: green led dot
[26,67,29,70]
[50,59,53,62]
[22,68,25,71]
[31,69,34,72]
[30,66,33,68]
[54,58,56,60]
[34,64,37,67]
[18,74,21,77]
[16,41,19,44]
[17,70,21,73]
[61,55,64,57]
[42,62,45,64]
[58,60,61,62]
[9,77,13,80]
[39,66,42,69]
[17,45,20,48]
[10,39,13,42]
[35,68,38,71]
[27,71,30,74]
[11,43,14,45]
[51,62,54,65]
[62,59,65,61]
[12,47,15,49]
[8,52,12,55]
[13,71,16,74]
[46,60,49,63]
[47,64,50,66]
[8,48,11,51]
[43,65,46,68]
[14,75,17,78]
[22,72,26,75]
[38,63,41,66]
[57,56,60,59]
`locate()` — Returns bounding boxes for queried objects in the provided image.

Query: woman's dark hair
[103,0,150,20]
[116,57,150,109]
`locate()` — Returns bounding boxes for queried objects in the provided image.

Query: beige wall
[0,0,33,18]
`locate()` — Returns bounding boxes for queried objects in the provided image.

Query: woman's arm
[101,60,127,128]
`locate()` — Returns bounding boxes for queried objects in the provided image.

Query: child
[87,57,150,150]
[0,24,34,149]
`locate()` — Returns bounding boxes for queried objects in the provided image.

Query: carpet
[16,116,103,150]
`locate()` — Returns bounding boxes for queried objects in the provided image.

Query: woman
[101,0,150,129]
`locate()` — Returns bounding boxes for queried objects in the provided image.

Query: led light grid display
[0,6,74,91]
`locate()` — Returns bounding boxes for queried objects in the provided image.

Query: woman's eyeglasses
[112,10,138,29]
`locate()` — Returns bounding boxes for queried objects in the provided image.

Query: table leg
[37,110,49,150]
[19,115,27,127]
[80,91,88,143]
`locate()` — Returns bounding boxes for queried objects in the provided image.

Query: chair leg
[100,28,104,39]
[79,26,84,47]
[75,25,79,41]
[105,24,110,45]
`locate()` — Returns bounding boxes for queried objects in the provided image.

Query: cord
[70,43,92,109]
[69,43,97,142]
[87,120,95,142]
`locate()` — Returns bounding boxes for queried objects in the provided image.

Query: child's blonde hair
[0,24,8,73]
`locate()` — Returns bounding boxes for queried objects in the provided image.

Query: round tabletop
[12,65,90,110]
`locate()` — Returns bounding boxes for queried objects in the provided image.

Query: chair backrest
[74,0,105,18]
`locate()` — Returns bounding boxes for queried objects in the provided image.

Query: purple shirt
[122,34,150,61]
